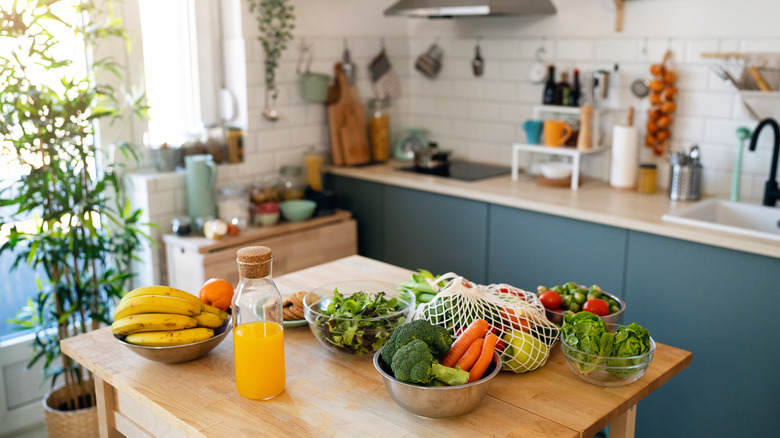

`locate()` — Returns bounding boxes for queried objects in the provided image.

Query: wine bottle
[568,69,581,107]
[543,65,556,105]
[557,71,571,106]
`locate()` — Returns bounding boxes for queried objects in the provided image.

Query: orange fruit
[199,278,234,311]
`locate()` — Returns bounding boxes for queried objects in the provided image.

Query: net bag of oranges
[413,273,559,373]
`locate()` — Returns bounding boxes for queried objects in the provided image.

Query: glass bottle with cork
[232,246,286,400]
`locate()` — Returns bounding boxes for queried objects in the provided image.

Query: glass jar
[637,163,658,194]
[232,246,286,400]
[217,183,249,229]
[226,127,244,163]
[304,152,324,192]
[368,98,390,162]
[279,165,305,200]
[250,174,281,205]
[394,128,428,161]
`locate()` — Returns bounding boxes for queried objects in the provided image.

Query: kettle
[185,155,217,221]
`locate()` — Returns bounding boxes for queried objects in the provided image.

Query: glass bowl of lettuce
[560,311,655,387]
[304,280,415,356]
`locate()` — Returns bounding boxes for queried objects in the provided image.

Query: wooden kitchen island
[61,256,691,438]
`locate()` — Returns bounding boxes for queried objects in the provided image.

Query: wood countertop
[327,162,780,259]
[61,256,692,438]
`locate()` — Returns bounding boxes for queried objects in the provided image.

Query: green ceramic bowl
[279,200,316,223]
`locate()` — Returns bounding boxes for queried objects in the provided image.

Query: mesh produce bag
[414,273,560,373]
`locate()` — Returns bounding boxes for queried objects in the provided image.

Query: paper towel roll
[610,125,639,189]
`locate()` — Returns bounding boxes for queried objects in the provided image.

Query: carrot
[468,333,498,383]
[441,318,490,367]
[455,337,484,371]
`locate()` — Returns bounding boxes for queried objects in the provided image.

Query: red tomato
[583,299,610,316]
[539,291,563,311]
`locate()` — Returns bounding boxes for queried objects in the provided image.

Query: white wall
[134,0,780,285]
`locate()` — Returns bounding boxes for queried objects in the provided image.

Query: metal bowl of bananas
[111,286,232,364]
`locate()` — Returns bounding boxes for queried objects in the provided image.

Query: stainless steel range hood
[384,0,556,18]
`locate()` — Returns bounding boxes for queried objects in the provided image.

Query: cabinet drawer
[166,219,357,292]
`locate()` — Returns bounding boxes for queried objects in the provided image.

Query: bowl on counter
[373,346,502,418]
[560,327,655,387]
[303,280,414,356]
[545,290,625,326]
[539,162,573,180]
[279,199,316,223]
[114,318,232,364]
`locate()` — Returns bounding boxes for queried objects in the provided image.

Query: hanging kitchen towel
[369,48,401,100]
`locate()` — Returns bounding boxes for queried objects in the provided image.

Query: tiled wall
[129,1,780,285]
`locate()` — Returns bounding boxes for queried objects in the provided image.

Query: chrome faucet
[748,118,780,207]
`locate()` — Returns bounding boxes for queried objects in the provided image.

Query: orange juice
[233,321,285,399]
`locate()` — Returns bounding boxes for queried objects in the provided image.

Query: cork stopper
[237,246,272,278]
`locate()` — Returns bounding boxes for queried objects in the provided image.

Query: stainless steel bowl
[114,318,232,364]
[545,290,625,326]
[373,346,502,418]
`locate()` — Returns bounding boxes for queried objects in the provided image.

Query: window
[138,0,223,146]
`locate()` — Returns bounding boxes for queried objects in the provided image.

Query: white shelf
[738,90,780,120]
[511,144,609,190]
[512,105,613,190]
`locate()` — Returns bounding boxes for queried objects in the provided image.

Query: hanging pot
[43,379,99,438]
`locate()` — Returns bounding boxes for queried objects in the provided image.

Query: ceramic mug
[544,120,573,147]
[522,120,544,145]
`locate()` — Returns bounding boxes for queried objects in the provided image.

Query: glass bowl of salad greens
[560,312,655,387]
[304,280,415,356]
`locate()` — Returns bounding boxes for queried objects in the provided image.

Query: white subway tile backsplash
[677,91,734,118]
[555,40,595,62]
[483,81,517,102]
[467,101,501,121]
[437,99,468,118]
[684,39,719,64]
[594,39,641,63]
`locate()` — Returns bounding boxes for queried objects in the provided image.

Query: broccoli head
[380,319,453,366]
[390,339,469,386]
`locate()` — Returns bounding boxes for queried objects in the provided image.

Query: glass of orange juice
[232,246,286,399]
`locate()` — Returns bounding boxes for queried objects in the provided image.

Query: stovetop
[399,160,511,182]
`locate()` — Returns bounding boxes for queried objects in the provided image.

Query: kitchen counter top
[328,161,780,259]
[61,256,692,438]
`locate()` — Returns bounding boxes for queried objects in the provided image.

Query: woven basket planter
[42,379,99,438]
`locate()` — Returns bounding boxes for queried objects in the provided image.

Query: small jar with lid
[279,165,305,200]
[637,163,658,194]
[368,98,391,162]
[232,246,286,399]
[217,183,249,229]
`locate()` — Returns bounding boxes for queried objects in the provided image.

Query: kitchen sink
[662,199,780,242]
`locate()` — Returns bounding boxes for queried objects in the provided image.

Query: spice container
[637,163,658,194]
[304,152,324,192]
[279,165,305,200]
[368,98,390,162]
[232,246,285,399]
[226,127,244,163]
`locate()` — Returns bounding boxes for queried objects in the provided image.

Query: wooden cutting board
[327,63,370,166]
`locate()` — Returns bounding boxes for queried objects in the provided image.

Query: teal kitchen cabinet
[624,231,780,438]
[487,205,628,295]
[383,186,489,283]
[329,175,385,260]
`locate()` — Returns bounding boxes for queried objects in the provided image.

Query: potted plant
[0,1,149,435]
[246,0,296,121]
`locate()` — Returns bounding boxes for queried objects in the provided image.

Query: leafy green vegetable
[398,269,445,304]
[562,311,652,378]
[312,288,407,355]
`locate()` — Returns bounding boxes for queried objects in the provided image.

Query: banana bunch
[112,285,229,347]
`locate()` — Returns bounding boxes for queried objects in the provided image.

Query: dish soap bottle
[232,246,285,399]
